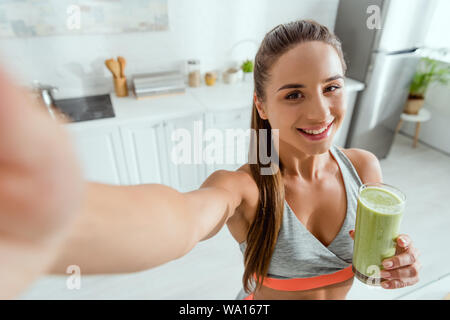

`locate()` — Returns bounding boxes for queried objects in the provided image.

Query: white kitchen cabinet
[204,107,252,175]
[119,113,208,191]
[120,120,170,186]
[66,125,129,185]
[66,114,208,191]
[164,113,208,192]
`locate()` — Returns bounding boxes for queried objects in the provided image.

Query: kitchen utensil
[105,58,120,78]
[114,77,128,97]
[118,56,126,78]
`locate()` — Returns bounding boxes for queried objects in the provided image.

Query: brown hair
[243,19,347,294]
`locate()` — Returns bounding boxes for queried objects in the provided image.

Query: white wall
[401,0,450,154]
[400,60,450,154]
[424,0,450,50]
[0,0,338,98]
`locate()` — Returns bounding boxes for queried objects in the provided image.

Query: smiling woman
[232,20,420,300]
[241,20,350,297]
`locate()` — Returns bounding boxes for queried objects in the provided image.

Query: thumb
[0,67,61,166]
[349,229,355,240]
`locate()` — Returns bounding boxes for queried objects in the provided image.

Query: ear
[254,92,268,120]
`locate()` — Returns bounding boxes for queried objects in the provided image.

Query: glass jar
[187,59,201,87]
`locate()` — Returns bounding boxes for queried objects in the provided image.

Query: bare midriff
[251,276,354,300]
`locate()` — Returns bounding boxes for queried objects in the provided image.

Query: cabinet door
[67,125,128,185]
[120,121,170,186]
[205,108,252,175]
[164,114,208,193]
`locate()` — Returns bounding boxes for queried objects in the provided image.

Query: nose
[305,92,331,122]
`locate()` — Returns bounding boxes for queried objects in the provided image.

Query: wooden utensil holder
[113,77,128,97]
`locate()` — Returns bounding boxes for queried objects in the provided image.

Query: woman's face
[255,41,346,156]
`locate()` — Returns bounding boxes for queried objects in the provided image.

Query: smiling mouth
[296,120,334,141]
[297,120,334,135]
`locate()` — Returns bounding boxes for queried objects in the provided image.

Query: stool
[395,108,431,148]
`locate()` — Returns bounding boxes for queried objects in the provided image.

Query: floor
[20,133,450,300]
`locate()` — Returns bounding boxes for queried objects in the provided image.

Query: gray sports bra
[238,145,363,279]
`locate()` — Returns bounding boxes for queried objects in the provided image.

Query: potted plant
[241,59,254,82]
[405,57,450,114]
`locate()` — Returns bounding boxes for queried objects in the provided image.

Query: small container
[187,59,201,87]
[205,71,217,86]
[223,67,239,84]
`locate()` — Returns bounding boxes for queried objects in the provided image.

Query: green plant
[409,57,450,98]
[241,59,254,73]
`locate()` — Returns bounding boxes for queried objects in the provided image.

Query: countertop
[65,77,365,130]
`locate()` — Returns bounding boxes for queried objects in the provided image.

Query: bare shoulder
[338,147,383,184]
[200,164,259,243]
[202,165,257,196]
[220,163,260,227]
[220,164,260,242]
[235,163,260,203]
[201,165,259,213]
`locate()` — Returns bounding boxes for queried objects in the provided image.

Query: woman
[0,20,420,299]
[225,19,421,299]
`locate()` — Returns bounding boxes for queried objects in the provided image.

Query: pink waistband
[244,265,354,299]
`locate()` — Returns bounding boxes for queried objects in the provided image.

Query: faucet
[32,81,59,120]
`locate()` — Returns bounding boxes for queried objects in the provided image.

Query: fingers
[380,261,422,279]
[381,276,420,289]
[379,240,422,290]
[351,231,421,290]
[383,246,420,270]
[395,234,412,254]
[0,67,42,126]
[0,66,83,241]
[380,261,421,289]
[348,229,355,240]
[0,67,64,168]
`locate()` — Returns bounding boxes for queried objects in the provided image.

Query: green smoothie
[352,184,405,286]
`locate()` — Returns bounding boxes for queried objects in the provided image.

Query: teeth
[301,125,328,135]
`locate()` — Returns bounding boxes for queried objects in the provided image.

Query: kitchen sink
[54,94,115,122]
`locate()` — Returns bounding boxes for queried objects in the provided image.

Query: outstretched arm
[49,170,246,274]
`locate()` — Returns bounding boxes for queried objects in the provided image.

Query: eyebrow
[277,75,344,91]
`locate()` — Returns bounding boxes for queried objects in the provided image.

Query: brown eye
[325,85,341,92]
[285,91,303,100]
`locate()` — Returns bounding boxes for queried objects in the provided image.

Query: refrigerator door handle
[374,47,420,55]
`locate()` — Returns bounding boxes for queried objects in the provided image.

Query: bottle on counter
[187,59,201,87]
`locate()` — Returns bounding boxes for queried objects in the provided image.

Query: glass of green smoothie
[352,182,406,286]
